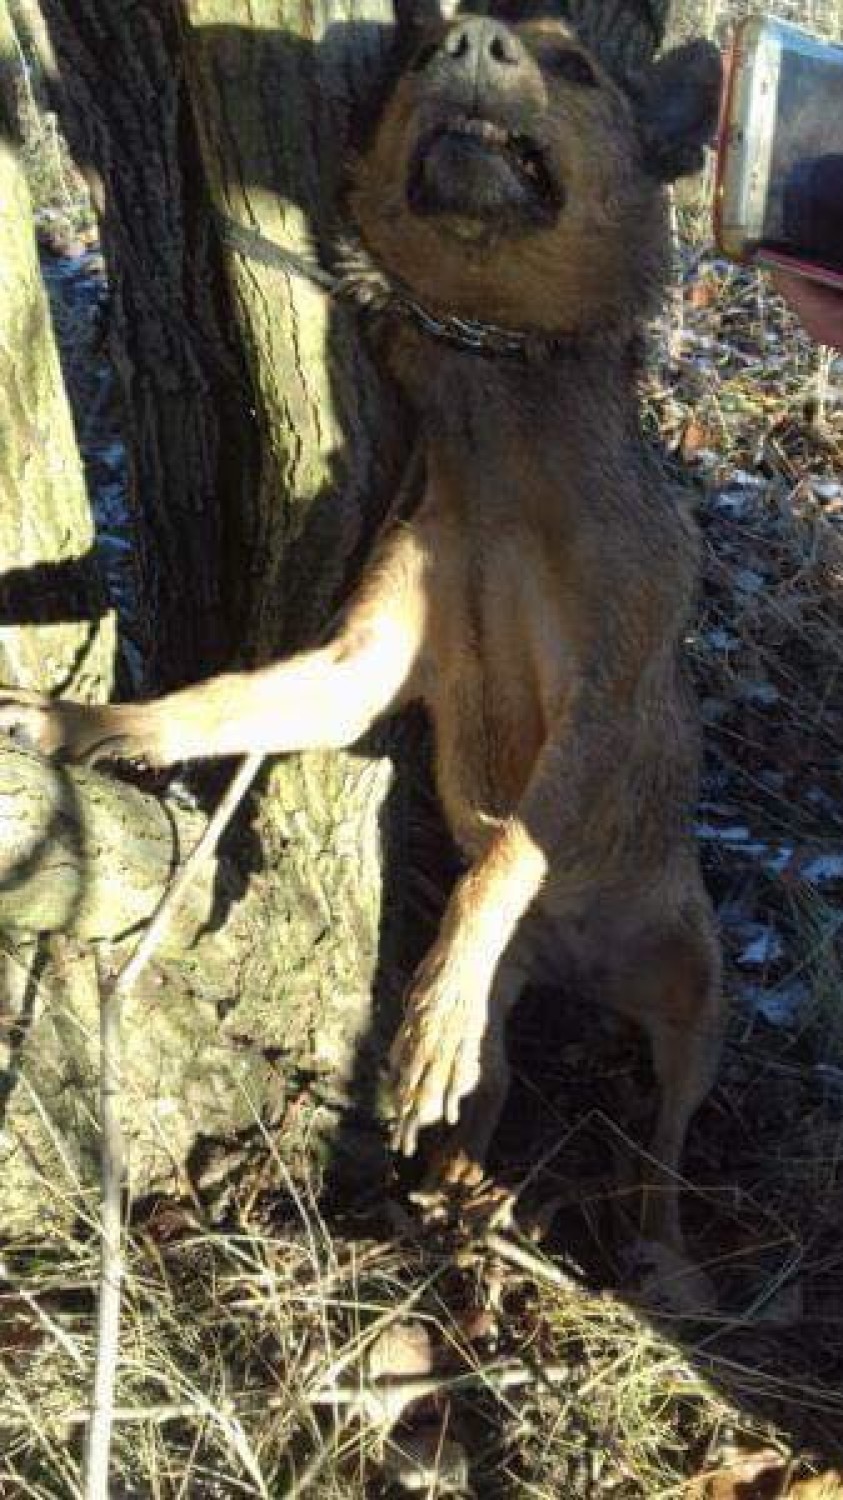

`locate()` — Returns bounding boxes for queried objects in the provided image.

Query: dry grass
[6,2,91,234]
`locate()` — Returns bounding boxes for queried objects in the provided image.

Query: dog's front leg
[390,696,646,1155]
[0,522,430,768]
[391,818,547,1156]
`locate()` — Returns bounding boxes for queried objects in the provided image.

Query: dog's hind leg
[605,905,724,1254]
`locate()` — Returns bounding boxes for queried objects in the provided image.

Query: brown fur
[0,7,724,1259]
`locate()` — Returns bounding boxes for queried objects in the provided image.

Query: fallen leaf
[789,1476,843,1498]
[689,278,719,309]
[682,418,718,457]
[684,1448,784,1498]
[364,1319,434,1427]
[686,1454,843,1499]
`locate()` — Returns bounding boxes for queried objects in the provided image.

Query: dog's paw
[0,693,167,767]
[390,953,488,1157]
[0,691,80,758]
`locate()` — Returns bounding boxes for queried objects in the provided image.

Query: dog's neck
[387,328,647,539]
[384,313,643,431]
[338,233,650,511]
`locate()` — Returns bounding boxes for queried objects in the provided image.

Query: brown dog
[1,2,723,1260]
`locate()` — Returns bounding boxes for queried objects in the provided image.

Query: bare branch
[82,752,264,1499]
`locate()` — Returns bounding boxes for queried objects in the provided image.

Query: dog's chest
[423,518,577,853]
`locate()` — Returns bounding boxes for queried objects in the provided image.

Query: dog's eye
[542,47,597,87]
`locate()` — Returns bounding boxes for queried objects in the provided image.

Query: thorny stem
[82,752,264,1500]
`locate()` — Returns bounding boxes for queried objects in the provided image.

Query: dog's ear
[634,39,722,182]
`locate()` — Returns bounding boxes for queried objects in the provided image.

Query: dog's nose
[441,17,524,76]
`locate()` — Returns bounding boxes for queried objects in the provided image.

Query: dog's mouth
[407,116,562,235]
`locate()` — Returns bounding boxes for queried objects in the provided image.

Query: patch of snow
[706,628,739,650]
[729,469,766,488]
[738,928,784,966]
[801,852,843,884]
[742,981,809,1025]
[696,822,752,842]
[738,679,779,706]
[734,567,766,594]
[713,489,752,517]
[766,846,795,875]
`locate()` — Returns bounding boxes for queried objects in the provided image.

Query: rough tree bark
[0,1,125,1239]
[0,0,428,1235]
[0,0,114,699]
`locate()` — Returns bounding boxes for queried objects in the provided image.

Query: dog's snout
[422,16,527,88]
[443,17,521,69]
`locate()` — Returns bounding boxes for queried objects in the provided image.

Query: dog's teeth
[458,117,507,145]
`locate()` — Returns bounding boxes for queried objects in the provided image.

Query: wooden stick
[115,751,264,995]
[82,955,124,1500]
[484,1231,583,1294]
[82,752,264,1500]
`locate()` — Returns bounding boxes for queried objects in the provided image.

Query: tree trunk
[1,1,120,1239]
[0,0,432,1236]
[33,0,261,688]
[0,0,115,699]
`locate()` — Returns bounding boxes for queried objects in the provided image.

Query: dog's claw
[390,954,487,1155]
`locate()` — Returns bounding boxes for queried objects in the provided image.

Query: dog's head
[349,1,720,337]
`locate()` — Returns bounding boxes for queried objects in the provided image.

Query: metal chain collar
[215,210,534,359]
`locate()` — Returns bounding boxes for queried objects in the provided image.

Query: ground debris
[685,1448,843,1499]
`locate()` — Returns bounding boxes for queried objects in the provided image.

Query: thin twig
[308,1360,574,1410]
[49,1359,576,1431]
[484,1231,583,1294]
[82,954,124,1500]
[665,186,684,368]
[115,751,264,996]
[82,751,264,1500]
